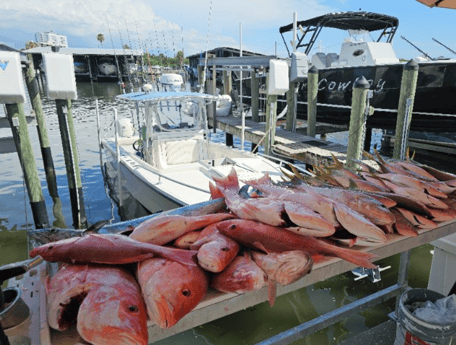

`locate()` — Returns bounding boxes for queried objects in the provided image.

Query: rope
[200,0,213,93]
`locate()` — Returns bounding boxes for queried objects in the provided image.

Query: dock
[208,114,349,166]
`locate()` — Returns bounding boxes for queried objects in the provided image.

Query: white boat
[101,90,284,213]
[98,57,117,76]
[159,73,184,91]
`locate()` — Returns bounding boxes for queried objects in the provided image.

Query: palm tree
[97,34,105,48]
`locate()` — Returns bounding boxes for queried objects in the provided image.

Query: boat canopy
[117,91,219,104]
[279,11,399,57]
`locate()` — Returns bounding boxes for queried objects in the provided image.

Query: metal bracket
[351,265,391,283]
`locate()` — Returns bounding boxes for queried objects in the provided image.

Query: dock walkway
[208,115,349,166]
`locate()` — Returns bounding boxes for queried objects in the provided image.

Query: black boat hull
[295,61,456,132]
[238,61,456,132]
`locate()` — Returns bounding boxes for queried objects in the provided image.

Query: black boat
[277,11,456,132]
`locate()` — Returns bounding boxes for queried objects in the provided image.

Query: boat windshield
[150,99,201,132]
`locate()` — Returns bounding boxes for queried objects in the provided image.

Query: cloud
[1,0,333,55]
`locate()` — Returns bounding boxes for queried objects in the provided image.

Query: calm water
[0,81,435,344]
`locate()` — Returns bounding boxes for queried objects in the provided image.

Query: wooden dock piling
[346,76,370,168]
[285,73,297,131]
[5,103,49,229]
[251,69,260,122]
[55,99,88,229]
[393,60,419,160]
[264,74,278,155]
[25,54,66,228]
[307,66,319,137]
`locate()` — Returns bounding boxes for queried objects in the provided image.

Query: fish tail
[161,249,199,267]
[329,244,378,269]
[212,168,240,191]
[209,182,224,199]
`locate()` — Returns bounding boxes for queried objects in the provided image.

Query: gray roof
[23,47,143,56]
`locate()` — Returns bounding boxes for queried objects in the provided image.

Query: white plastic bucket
[394,288,456,345]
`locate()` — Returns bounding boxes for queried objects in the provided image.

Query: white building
[35,31,68,48]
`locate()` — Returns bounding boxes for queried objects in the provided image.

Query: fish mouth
[57,292,88,330]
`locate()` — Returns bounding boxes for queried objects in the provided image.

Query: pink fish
[29,233,198,267]
[129,213,235,245]
[210,252,267,294]
[190,223,240,272]
[46,264,148,345]
[137,257,209,329]
[216,219,378,269]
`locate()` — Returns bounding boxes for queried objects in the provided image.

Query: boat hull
[242,61,456,132]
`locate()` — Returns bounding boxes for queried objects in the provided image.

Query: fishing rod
[432,37,456,56]
[106,16,124,92]
[400,35,434,61]
[117,20,134,92]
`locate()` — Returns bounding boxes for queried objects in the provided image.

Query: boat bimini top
[279,11,399,57]
[117,91,219,104]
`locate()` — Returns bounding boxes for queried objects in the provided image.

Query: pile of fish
[28,152,456,345]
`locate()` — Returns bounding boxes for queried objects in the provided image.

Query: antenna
[400,35,434,60]
[432,37,456,56]
[201,0,213,93]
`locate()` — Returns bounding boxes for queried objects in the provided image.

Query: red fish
[251,250,313,286]
[174,230,202,249]
[30,233,198,267]
[190,223,240,273]
[46,264,148,345]
[210,252,267,294]
[395,208,437,230]
[137,257,209,329]
[216,219,378,269]
[129,213,235,245]
[390,209,418,237]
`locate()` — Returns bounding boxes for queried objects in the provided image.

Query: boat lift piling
[55,99,88,229]
[0,51,50,229]
[5,103,50,229]
[393,59,419,159]
[306,65,319,137]
[24,54,67,228]
[346,76,370,169]
[251,68,260,122]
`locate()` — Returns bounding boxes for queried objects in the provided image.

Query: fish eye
[182,289,191,297]
[229,224,236,230]
[128,305,139,312]
[221,247,229,252]
[48,246,54,250]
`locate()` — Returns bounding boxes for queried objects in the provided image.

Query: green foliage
[143,50,189,68]
[25,41,38,49]
[97,33,105,47]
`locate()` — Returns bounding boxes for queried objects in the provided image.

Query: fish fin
[268,279,277,307]
[83,220,109,234]
[253,241,270,254]
[348,179,358,190]
[330,153,343,169]
[209,182,225,200]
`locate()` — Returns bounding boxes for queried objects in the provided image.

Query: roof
[23,47,143,56]
[116,91,219,103]
[186,46,266,59]
[279,11,399,34]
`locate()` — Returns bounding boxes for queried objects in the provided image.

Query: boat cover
[117,91,219,103]
[279,11,399,34]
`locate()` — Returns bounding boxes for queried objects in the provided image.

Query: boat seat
[150,138,208,170]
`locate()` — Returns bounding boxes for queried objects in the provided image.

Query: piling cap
[404,59,419,71]
[354,76,370,89]
[308,65,318,74]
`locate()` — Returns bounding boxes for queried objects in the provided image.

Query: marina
[2,2,456,344]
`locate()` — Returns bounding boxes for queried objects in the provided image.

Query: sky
[1,0,455,60]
